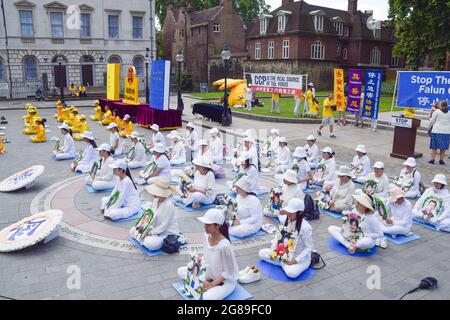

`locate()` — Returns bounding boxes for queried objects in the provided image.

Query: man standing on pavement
[317,93,337,138]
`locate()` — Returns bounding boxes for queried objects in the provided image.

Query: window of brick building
[344,26,349,36]
[370,47,381,65]
[255,43,261,59]
[132,16,143,39]
[282,40,289,59]
[391,55,399,67]
[373,28,380,39]
[314,15,324,32]
[260,18,268,35]
[213,23,220,32]
[311,40,325,60]
[278,15,287,33]
[268,41,274,59]
[343,48,348,60]
[334,22,343,35]
[19,10,34,37]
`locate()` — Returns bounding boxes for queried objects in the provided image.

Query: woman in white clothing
[428,101,450,164]
[141,143,172,184]
[259,198,313,278]
[350,145,371,183]
[262,129,280,166]
[53,123,77,160]
[229,176,263,238]
[107,122,123,156]
[125,131,147,169]
[147,123,166,149]
[305,135,319,169]
[209,127,223,164]
[291,147,312,190]
[275,137,291,173]
[363,161,390,200]
[132,177,181,251]
[177,209,239,300]
[197,139,213,163]
[185,122,198,160]
[394,157,421,199]
[243,136,259,170]
[312,147,337,185]
[85,144,116,191]
[228,153,260,195]
[183,157,216,208]
[167,131,186,165]
[328,166,355,212]
[328,193,383,254]
[72,131,98,173]
[101,159,140,220]
[380,187,413,236]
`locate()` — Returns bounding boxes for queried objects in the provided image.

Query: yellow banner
[123,66,140,105]
[107,64,120,100]
[334,68,345,112]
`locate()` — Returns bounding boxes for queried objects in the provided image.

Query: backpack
[162,235,180,254]
[304,194,320,221]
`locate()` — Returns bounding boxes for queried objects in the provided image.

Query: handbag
[310,251,326,270]
[162,235,180,254]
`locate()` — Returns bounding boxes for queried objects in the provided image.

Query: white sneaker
[239,266,251,277]
[239,267,261,284]
[380,238,388,249]
[375,238,381,247]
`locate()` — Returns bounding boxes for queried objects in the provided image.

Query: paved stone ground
[1,97,450,300]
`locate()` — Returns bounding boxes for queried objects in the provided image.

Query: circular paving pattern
[29,169,283,255]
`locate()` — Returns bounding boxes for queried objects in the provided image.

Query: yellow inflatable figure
[54,100,63,119]
[0,136,5,154]
[213,79,247,107]
[30,118,46,143]
[404,108,415,118]
[99,106,113,126]
[66,107,80,127]
[119,115,134,138]
[22,108,39,134]
[74,115,89,140]
[90,101,102,121]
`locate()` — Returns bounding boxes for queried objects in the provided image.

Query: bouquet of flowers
[73,153,84,165]
[349,162,362,178]
[362,179,378,196]
[313,162,327,184]
[341,210,364,242]
[262,140,271,157]
[185,165,195,179]
[393,173,414,192]
[305,148,313,161]
[315,183,333,210]
[182,254,207,300]
[89,161,100,180]
[51,137,61,151]
[373,197,389,222]
[265,187,284,214]
[105,190,120,209]
[222,196,238,226]
[291,159,300,173]
[126,146,136,161]
[141,160,157,180]
[130,207,156,241]
[180,175,193,198]
[270,225,298,263]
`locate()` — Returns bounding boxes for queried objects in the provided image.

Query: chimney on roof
[365,10,373,16]
[167,0,174,11]
[187,1,194,13]
[282,0,294,6]
[348,0,358,16]
[220,0,233,11]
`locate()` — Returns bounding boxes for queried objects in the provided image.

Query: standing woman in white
[177,209,239,300]
[185,122,198,160]
[125,131,147,169]
[85,144,116,191]
[167,131,186,165]
[101,159,140,221]
[107,122,123,156]
[229,176,263,238]
[304,135,320,169]
[209,127,223,164]
[275,137,292,173]
[183,157,216,208]
[72,131,98,173]
[133,177,181,251]
[259,198,313,279]
[53,123,77,160]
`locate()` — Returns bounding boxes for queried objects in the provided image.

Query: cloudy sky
[265,0,390,20]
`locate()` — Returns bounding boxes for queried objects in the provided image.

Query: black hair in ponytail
[87,139,97,149]
[219,222,230,241]
[40,118,47,128]
[125,168,137,190]
[283,210,305,233]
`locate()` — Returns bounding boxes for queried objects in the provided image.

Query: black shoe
[439,160,445,165]
[428,159,435,164]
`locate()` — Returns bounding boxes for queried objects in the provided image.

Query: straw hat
[336,166,352,177]
[123,114,131,121]
[352,193,375,212]
[270,128,280,135]
[209,127,219,135]
[389,187,406,203]
[186,122,195,129]
[145,177,175,198]
[239,152,252,163]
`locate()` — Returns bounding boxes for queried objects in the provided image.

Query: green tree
[156,30,165,59]
[389,0,450,70]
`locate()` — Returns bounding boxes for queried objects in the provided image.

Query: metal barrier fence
[0,81,43,100]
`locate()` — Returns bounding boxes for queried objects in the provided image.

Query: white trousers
[143,234,166,251]
[275,164,289,173]
[271,100,280,113]
[294,98,301,115]
[381,224,410,236]
[75,161,95,174]
[170,158,186,166]
[263,208,279,218]
[229,223,260,238]
[53,151,76,160]
[85,177,116,190]
[177,266,236,300]
[101,196,139,220]
[328,226,375,250]
[437,219,450,232]
[146,175,172,185]
[405,190,420,199]
[183,192,214,206]
[128,160,146,169]
[246,100,252,111]
[259,248,311,279]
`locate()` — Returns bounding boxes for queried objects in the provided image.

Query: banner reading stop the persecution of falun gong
[362,69,383,120]
[346,69,364,114]
[123,66,140,105]
[397,71,450,109]
[334,69,345,111]
[106,64,120,100]
[249,73,303,95]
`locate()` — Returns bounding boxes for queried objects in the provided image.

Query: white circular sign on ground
[0,165,45,192]
[0,210,63,252]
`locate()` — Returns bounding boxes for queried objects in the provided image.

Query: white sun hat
[336,165,352,177]
[150,124,159,131]
[81,131,95,141]
[352,193,375,212]
[308,82,315,87]
[167,130,179,140]
[197,208,225,225]
[239,152,252,163]
[283,198,305,213]
[145,177,175,198]
[128,131,141,139]
[432,174,447,186]
[279,137,287,143]
[109,159,128,170]
[123,114,131,121]
[293,147,307,158]
[322,147,333,154]
[209,127,219,135]
[233,175,252,193]
[107,122,117,129]
[96,143,111,153]
[270,128,280,135]
[373,161,384,169]
[153,143,166,154]
[306,135,316,141]
[186,122,195,129]
[403,157,417,167]
[192,156,212,169]
[58,123,71,131]
[198,139,208,146]
[282,169,298,184]
[355,145,367,154]
[244,136,254,144]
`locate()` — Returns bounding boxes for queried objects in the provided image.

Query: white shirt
[108,176,140,211]
[210,137,223,162]
[413,187,450,223]
[77,143,97,167]
[331,179,355,208]
[281,183,304,204]
[316,157,336,183]
[109,132,123,155]
[362,213,384,240]
[305,143,319,167]
[276,215,313,263]
[129,141,146,163]
[169,141,186,164]
[269,136,280,156]
[193,170,216,198]
[398,168,421,197]
[95,156,115,182]
[155,154,171,179]
[144,198,180,237]
[186,130,198,151]
[243,165,260,195]
[152,131,166,146]
[198,148,213,165]
[296,159,311,183]
[366,173,390,199]
[430,109,450,134]
[385,199,413,232]
[246,146,259,170]
[277,145,291,166]
[236,194,262,228]
[352,155,371,178]
[202,233,239,282]
[61,133,76,155]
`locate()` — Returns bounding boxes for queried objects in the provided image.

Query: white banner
[249,73,304,95]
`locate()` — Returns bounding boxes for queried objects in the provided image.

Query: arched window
[133,56,144,77]
[80,55,95,63]
[370,47,381,65]
[108,55,122,64]
[23,56,38,81]
[311,41,325,60]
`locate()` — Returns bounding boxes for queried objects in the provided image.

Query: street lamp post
[176,50,184,112]
[145,48,150,104]
[221,45,232,126]
[56,56,65,104]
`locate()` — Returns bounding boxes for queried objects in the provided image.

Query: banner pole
[391,71,399,113]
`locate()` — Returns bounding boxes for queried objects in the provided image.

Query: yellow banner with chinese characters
[123,66,140,105]
[334,69,345,112]
[107,64,120,100]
